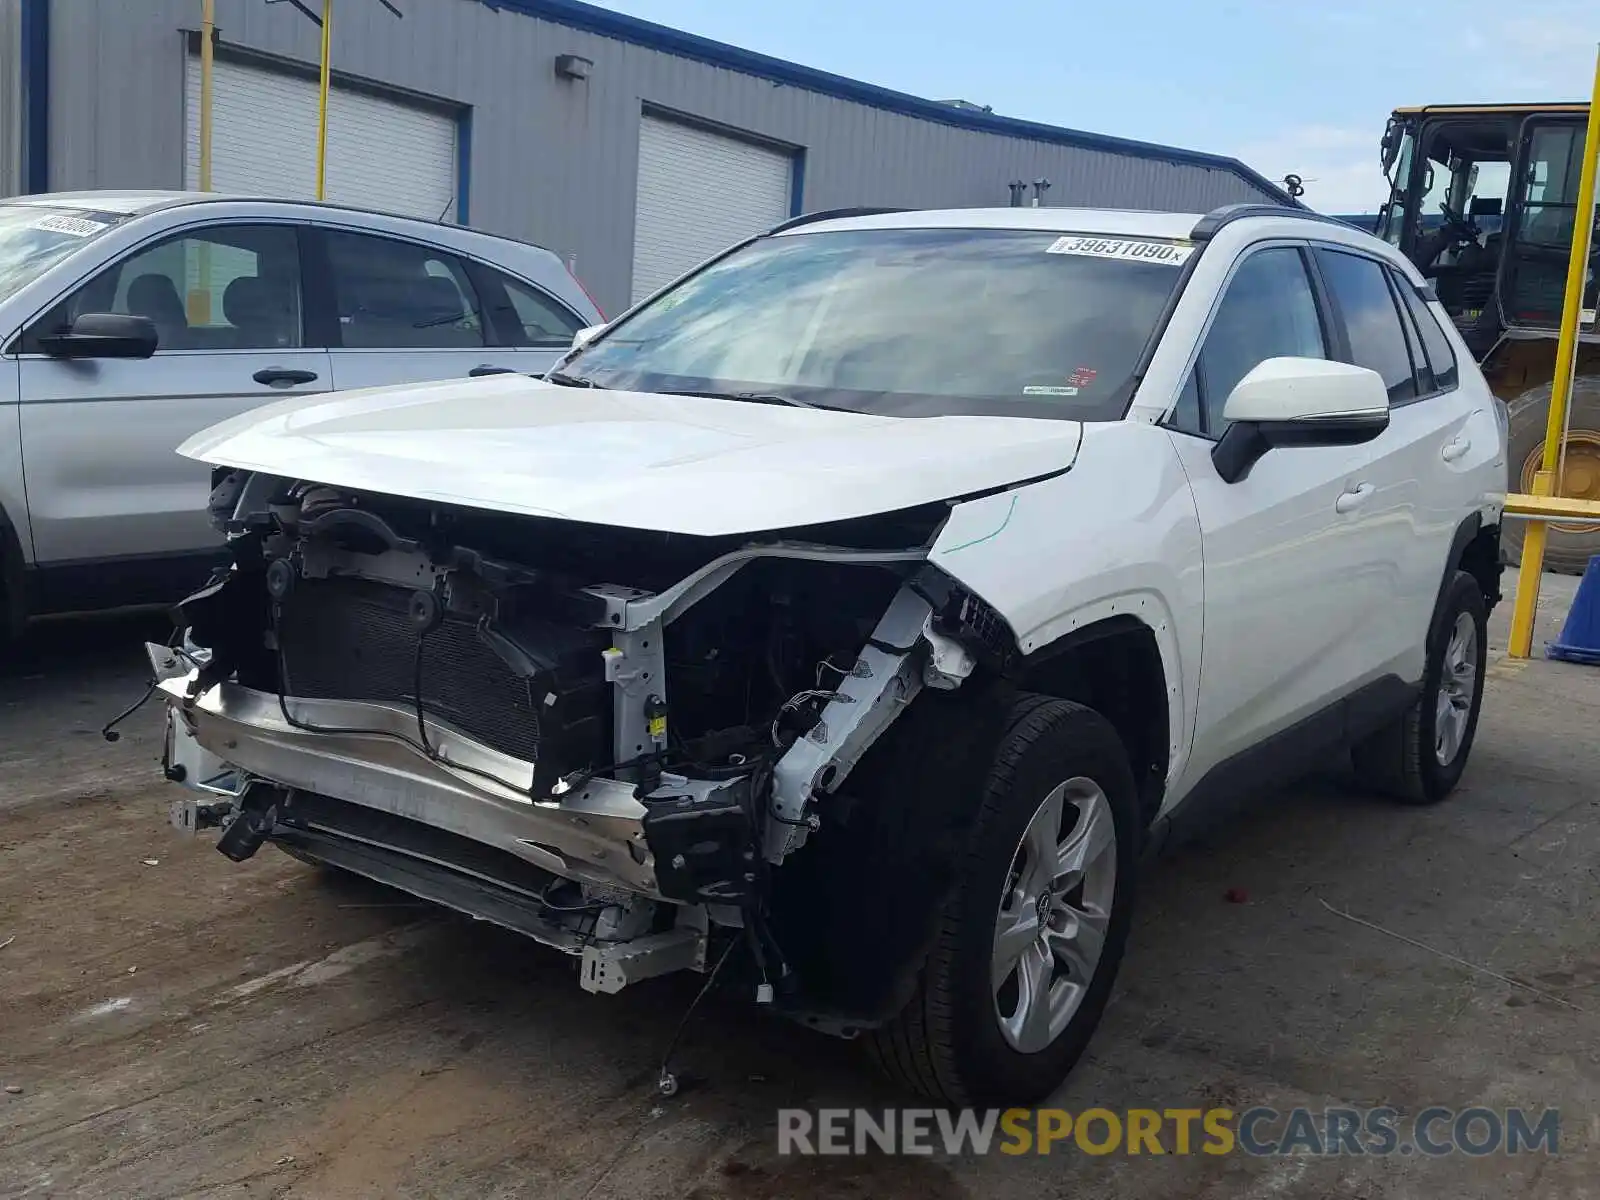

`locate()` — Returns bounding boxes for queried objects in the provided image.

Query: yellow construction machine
[1374,101,1600,571]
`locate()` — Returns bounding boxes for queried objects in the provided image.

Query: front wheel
[865,695,1140,1105]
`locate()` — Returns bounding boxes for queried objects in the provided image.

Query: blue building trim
[20,0,49,193]
[456,107,474,223]
[477,0,1293,205]
[789,147,806,217]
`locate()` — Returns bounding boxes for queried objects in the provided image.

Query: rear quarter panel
[930,421,1204,804]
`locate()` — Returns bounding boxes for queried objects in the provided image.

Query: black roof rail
[767,206,911,234]
[1189,203,1361,242]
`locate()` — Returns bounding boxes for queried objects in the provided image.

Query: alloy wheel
[1434,611,1479,766]
[991,777,1118,1054]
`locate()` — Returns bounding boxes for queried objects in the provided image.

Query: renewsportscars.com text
[777,1106,1561,1157]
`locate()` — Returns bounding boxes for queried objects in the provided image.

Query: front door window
[30,224,303,352]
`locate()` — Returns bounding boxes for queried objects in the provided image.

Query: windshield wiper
[665,388,818,409]
[736,391,818,409]
[545,369,600,388]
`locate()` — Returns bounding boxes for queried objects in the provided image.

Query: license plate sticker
[32,213,109,237]
[1045,235,1193,266]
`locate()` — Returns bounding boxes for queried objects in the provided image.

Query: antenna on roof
[264,0,403,199]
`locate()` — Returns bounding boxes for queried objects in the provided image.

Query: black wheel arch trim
[0,502,27,636]
[1438,511,1502,625]
[1016,613,1173,829]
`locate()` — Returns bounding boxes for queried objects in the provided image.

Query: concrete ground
[0,571,1596,1199]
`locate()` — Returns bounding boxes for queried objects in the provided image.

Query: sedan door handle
[1441,435,1472,462]
[1335,482,1375,513]
[468,364,517,377]
[253,367,319,387]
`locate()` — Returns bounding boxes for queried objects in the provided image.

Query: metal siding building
[5,0,1288,313]
[0,2,22,198]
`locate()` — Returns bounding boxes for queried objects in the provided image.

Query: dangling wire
[656,935,739,1098]
[101,626,186,743]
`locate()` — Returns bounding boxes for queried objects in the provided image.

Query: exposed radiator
[277,577,543,762]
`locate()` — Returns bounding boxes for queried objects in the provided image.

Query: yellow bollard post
[188,0,216,327]
[1506,43,1600,658]
[198,0,214,191]
[1508,473,1554,657]
[315,0,333,200]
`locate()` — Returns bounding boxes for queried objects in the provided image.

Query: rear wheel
[1351,570,1487,804]
[865,695,1140,1105]
[1504,375,1600,574]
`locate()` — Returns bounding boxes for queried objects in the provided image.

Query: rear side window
[1393,272,1460,393]
[324,230,487,349]
[1315,248,1417,404]
[487,272,585,347]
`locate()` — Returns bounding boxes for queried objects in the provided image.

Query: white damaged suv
[152,204,1507,1104]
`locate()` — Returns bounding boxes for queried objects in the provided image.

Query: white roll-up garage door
[630,115,794,302]
[184,55,457,222]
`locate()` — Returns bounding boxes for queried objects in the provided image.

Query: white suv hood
[179,375,1083,536]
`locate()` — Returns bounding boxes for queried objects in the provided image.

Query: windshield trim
[1124,237,1209,409]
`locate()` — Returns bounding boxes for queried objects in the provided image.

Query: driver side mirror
[36,312,158,360]
[1212,357,1390,484]
[570,323,606,351]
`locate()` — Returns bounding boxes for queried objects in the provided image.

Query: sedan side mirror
[1212,357,1390,483]
[37,312,158,360]
[570,323,606,351]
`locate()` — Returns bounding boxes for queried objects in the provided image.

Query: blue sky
[598,0,1597,213]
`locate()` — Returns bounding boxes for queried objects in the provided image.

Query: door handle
[1335,482,1375,513]
[253,367,319,387]
[1441,435,1472,462]
[468,364,516,377]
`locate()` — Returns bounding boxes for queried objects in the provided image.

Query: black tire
[0,525,25,661]
[1504,375,1600,575]
[1351,571,1488,804]
[864,695,1140,1105]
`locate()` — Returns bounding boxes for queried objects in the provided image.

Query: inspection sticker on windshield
[1045,235,1193,266]
[1023,385,1078,396]
[31,214,108,238]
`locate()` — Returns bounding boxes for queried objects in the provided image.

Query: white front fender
[929,422,1205,806]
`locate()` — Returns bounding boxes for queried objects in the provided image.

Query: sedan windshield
[567,226,1193,420]
[0,204,127,304]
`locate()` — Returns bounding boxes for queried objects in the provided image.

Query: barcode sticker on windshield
[1046,236,1193,266]
[32,214,108,238]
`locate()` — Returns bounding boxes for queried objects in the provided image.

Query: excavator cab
[1375,102,1600,575]
[1376,104,1597,360]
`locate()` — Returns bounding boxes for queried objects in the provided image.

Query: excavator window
[1503,120,1600,329]
[1399,121,1515,336]
[1385,112,1599,352]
